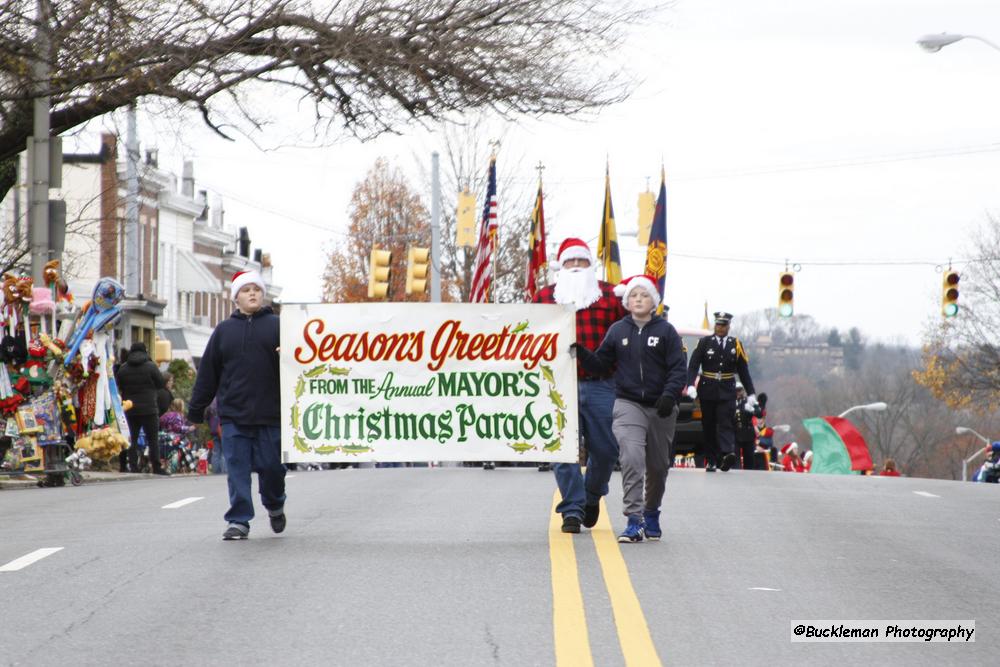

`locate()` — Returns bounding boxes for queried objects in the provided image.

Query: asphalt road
[0,467,996,666]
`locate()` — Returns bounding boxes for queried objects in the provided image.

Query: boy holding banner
[188,270,287,541]
[573,275,687,543]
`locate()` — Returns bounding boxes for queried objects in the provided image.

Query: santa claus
[533,238,625,533]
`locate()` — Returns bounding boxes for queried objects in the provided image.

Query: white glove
[744,394,758,412]
[685,386,697,400]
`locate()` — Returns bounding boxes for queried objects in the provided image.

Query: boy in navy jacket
[188,270,286,541]
[573,275,687,543]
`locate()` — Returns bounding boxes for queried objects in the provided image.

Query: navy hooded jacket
[576,314,687,406]
[188,306,280,426]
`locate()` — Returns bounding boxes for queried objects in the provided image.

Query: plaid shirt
[534,281,625,380]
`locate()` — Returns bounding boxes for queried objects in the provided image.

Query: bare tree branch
[0,0,650,176]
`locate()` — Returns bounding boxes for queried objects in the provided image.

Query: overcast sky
[111,0,1000,345]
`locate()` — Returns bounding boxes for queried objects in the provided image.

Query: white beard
[553,266,602,311]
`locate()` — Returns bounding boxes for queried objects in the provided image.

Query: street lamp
[838,402,888,418]
[955,426,992,481]
[917,33,1000,54]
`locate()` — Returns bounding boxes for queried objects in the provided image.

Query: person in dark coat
[157,371,174,416]
[115,341,168,474]
[188,270,286,541]
[685,312,757,472]
[733,384,763,470]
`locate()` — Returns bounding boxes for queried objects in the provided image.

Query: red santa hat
[803,451,813,462]
[780,442,799,456]
[549,238,593,270]
[613,274,661,307]
[230,270,265,301]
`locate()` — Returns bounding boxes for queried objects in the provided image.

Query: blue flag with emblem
[644,167,667,314]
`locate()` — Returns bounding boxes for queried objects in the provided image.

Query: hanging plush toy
[14,277,33,349]
[2,274,21,336]
[63,278,124,367]
[44,261,75,338]
[30,287,56,336]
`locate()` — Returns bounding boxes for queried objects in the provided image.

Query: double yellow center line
[548,492,663,666]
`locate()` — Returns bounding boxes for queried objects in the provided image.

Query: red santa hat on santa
[613,274,661,308]
[550,238,593,271]
[230,270,266,301]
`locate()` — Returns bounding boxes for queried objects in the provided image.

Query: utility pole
[430,151,441,303]
[124,103,141,296]
[28,0,51,284]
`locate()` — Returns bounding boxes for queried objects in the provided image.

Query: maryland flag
[644,167,668,314]
[598,165,622,284]
[524,181,548,301]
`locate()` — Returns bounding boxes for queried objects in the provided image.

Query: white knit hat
[230,270,265,301]
[613,274,661,307]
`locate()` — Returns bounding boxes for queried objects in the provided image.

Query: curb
[0,471,157,490]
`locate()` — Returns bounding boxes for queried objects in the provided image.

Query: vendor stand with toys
[0,264,131,487]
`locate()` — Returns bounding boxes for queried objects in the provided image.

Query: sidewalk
[0,470,158,490]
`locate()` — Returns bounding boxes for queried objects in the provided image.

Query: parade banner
[280,303,579,463]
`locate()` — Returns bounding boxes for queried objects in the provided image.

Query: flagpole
[489,140,500,304]
[535,161,547,292]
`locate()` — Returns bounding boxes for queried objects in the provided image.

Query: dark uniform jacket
[686,335,755,401]
[734,396,762,442]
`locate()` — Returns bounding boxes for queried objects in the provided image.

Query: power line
[616,245,995,269]
[505,140,1000,186]
[199,180,350,236]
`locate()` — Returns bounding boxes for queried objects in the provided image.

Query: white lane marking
[285,475,296,479]
[0,547,64,572]
[161,496,204,509]
[913,491,940,498]
[748,587,781,591]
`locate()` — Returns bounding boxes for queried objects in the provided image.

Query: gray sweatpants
[611,398,678,518]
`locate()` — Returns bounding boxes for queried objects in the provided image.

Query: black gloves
[655,395,675,418]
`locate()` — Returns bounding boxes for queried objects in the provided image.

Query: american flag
[470,157,498,303]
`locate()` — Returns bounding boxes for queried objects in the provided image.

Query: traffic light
[367,248,391,299]
[405,246,430,295]
[941,270,960,317]
[778,271,794,317]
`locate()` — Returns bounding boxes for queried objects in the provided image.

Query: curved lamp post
[956,426,992,481]
[838,402,888,419]
[917,33,1000,54]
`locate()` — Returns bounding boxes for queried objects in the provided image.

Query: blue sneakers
[644,510,662,541]
[617,516,645,543]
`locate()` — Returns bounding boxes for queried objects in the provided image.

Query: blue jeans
[553,379,619,519]
[221,423,286,527]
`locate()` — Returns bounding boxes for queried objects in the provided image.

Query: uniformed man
[685,312,757,472]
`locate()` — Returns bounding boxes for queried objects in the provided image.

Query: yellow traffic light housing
[405,246,430,295]
[368,248,391,299]
[778,271,794,317]
[942,270,960,318]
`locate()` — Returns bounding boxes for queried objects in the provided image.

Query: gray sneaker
[222,524,249,540]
